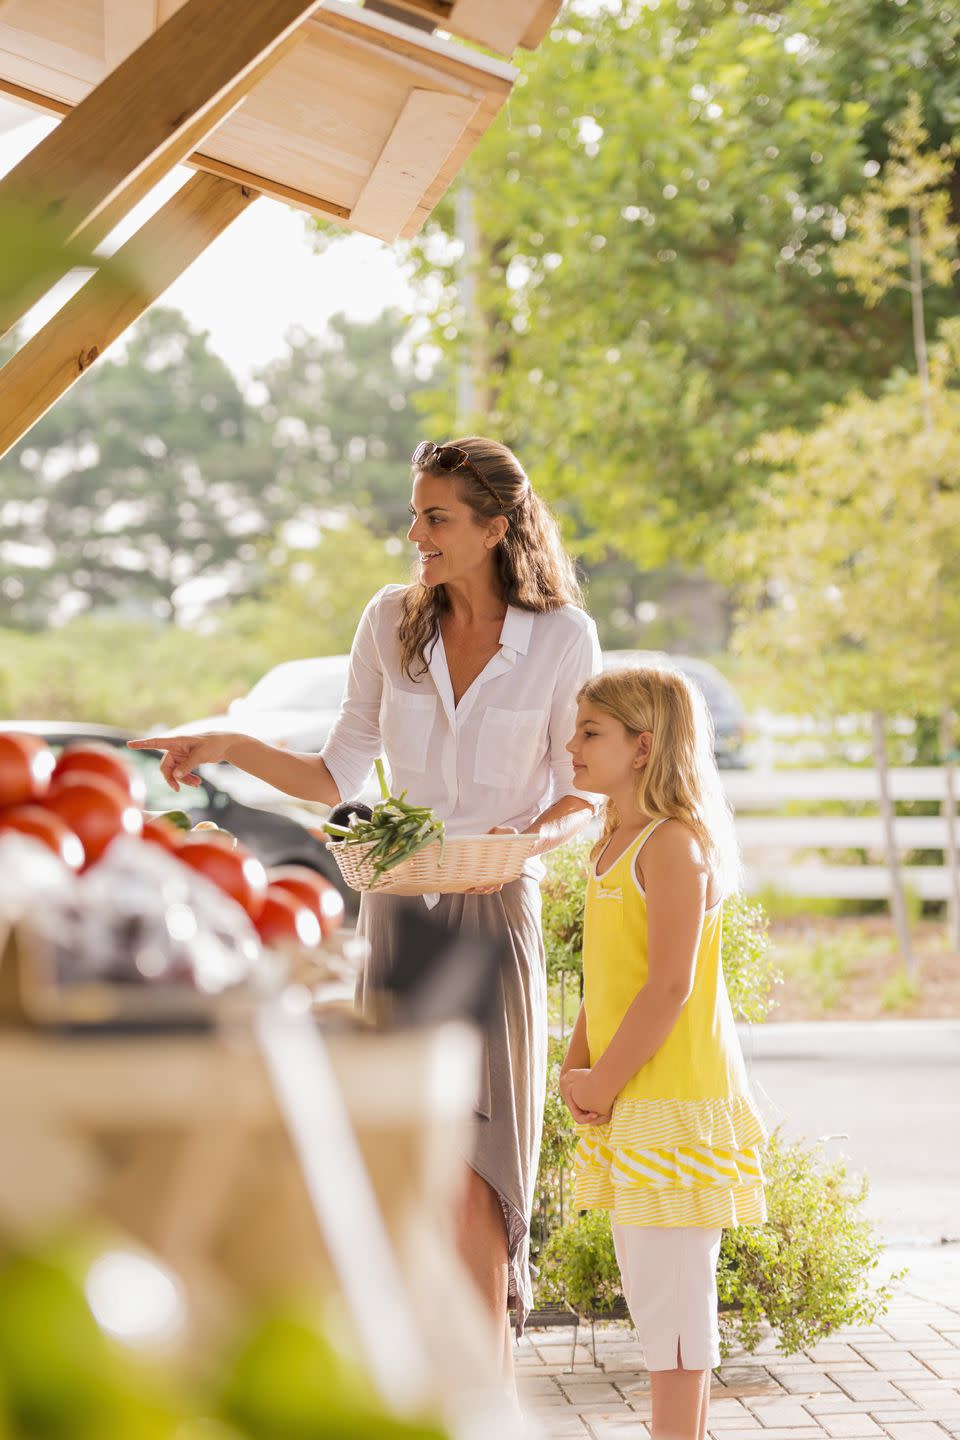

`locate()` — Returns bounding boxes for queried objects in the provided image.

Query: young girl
[561,666,766,1440]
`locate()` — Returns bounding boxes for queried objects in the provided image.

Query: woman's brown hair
[398,436,583,678]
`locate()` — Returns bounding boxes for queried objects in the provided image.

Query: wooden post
[0,173,253,457]
[0,0,324,338]
[871,710,915,974]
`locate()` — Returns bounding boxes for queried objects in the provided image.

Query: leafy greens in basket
[323,759,445,881]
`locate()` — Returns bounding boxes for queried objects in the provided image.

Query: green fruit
[151,810,192,832]
[217,1307,449,1440]
[0,1245,183,1440]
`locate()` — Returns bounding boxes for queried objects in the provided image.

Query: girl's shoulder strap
[634,816,670,856]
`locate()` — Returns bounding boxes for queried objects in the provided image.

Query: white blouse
[321,585,602,838]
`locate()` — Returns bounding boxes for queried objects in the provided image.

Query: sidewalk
[517,1245,960,1439]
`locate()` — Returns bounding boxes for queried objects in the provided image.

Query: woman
[131,436,600,1363]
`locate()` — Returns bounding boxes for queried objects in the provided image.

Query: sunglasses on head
[411,441,505,512]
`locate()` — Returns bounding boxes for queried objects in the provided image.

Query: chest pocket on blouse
[475,706,546,789]
[380,687,437,774]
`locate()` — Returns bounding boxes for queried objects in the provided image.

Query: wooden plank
[723,767,952,807]
[0,77,351,220]
[366,0,560,52]
[0,0,324,338]
[520,0,564,50]
[737,816,960,849]
[103,0,158,70]
[744,864,952,902]
[0,172,252,458]
[350,87,477,241]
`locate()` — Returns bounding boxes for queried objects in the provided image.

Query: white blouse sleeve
[319,592,385,802]
[548,615,603,805]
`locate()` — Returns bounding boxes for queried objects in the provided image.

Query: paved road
[746,1053,960,1242]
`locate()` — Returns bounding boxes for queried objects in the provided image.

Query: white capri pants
[612,1221,723,1371]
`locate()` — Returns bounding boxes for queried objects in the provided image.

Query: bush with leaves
[541,842,780,1019]
[538,1132,897,1355]
[540,840,590,983]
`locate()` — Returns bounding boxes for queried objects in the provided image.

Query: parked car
[172,655,350,751]
[0,722,355,911]
[601,650,748,768]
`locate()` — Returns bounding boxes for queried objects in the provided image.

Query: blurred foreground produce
[0,1237,450,1440]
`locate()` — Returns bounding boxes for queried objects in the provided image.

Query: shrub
[541,842,780,1023]
[721,892,780,1024]
[537,1132,897,1356]
[540,840,590,982]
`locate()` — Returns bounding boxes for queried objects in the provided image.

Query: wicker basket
[327,832,542,896]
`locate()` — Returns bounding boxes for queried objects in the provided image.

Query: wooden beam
[103,0,159,71]
[0,0,324,339]
[350,88,478,241]
[0,78,351,222]
[0,172,252,459]
[364,0,560,52]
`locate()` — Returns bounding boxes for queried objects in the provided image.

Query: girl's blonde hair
[578,665,741,895]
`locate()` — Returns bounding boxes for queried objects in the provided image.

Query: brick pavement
[516,1249,960,1440]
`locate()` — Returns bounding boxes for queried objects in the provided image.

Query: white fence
[721,768,956,901]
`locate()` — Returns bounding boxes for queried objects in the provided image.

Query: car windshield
[242,659,348,712]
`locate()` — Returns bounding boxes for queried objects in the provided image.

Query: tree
[215,517,409,669]
[832,95,960,948]
[0,308,283,626]
[402,0,940,571]
[253,310,436,537]
[730,328,960,968]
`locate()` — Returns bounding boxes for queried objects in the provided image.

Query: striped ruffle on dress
[573,821,767,1229]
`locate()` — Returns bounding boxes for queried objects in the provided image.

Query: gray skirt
[356,874,547,1336]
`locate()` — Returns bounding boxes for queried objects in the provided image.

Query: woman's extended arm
[566,822,709,1117]
[128,732,342,806]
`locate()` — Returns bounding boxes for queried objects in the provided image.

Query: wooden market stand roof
[0,0,561,456]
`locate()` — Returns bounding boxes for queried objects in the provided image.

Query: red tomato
[0,733,56,808]
[255,886,322,949]
[0,804,85,872]
[141,817,184,854]
[177,840,268,919]
[44,773,143,868]
[268,865,345,939]
[53,743,147,806]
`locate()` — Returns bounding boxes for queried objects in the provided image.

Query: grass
[774,930,863,1014]
[880,967,923,1012]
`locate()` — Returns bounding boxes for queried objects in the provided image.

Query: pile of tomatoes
[0,733,344,950]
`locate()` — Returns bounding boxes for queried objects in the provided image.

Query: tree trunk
[872,710,915,973]
[908,204,934,436]
[940,709,960,952]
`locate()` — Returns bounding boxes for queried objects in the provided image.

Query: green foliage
[880,967,922,1012]
[536,1039,582,1245]
[0,517,407,730]
[536,1208,624,1317]
[721,892,781,1024]
[833,94,959,307]
[403,0,933,572]
[540,840,591,982]
[0,1240,448,1440]
[777,932,857,1014]
[0,308,425,631]
[252,311,437,538]
[717,1132,899,1355]
[538,1132,896,1355]
[541,843,778,1022]
[730,321,960,718]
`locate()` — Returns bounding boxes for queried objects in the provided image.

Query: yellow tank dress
[574,819,767,1227]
